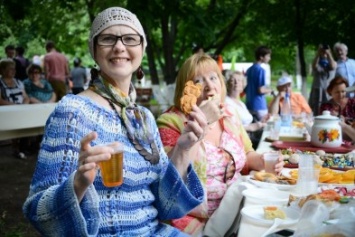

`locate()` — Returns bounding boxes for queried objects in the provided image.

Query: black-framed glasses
[97,34,143,47]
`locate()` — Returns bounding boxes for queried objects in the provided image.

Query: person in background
[23,7,204,236]
[14,46,31,81]
[309,44,337,115]
[157,54,283,235]
[4,45,16,59]
[269,76,312,117]
[70,57,87,95]
[333,42,355,97]
[225,71,267,149]
[0,59,30,105]
[244,46,273,121]
[23,64,56,103]
[43,40,70,101]
[320,76,355,123]
[0,59,30,159]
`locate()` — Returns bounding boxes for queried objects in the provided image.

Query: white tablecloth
[256,127,305,153]
[0,103,56,140]
[237,127,304,236]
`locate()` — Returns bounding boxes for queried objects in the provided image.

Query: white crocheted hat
[89,7,147,58]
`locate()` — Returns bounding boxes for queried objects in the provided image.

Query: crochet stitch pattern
[23,94,204,236]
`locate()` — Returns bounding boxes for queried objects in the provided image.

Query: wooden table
[0,103,56,140]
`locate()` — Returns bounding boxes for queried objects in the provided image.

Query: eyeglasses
[32,71,41,74]
[97,34,143,47]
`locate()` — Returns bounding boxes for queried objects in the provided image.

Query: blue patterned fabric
[23,94,204,236]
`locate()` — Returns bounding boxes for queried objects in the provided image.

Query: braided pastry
[180,81,202,114]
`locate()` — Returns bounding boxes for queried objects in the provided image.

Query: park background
[1,0,355,236]
[1,0,355,97]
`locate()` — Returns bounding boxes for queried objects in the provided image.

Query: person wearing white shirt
[225,71,268,149]
[333,42,355,97]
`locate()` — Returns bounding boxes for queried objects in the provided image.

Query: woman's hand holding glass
[262,152,284,174]
[74,131,114,201]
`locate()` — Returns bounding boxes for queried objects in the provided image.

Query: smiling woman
[23,7,205,236]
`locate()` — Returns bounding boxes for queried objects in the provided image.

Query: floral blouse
[320,98,355,120]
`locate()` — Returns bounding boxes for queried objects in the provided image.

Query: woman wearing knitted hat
[23,7,205,236]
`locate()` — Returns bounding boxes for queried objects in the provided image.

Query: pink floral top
[157,106,253,218]
[204,130,246,215]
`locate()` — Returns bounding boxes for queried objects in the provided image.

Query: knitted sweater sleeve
[22,99,100,236]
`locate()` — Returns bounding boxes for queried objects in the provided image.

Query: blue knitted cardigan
[23,94,204,236]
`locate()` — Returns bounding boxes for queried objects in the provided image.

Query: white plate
[242,188,290,205]
[246,176,296,191]
[241,205,300,226]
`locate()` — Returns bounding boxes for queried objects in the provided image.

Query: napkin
[203,179,251,236]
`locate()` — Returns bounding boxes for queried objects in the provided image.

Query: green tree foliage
[1,0,354,88]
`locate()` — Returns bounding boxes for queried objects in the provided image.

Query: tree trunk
[161,16,176,85]
[295,0,308,97]
[145,32,159,85]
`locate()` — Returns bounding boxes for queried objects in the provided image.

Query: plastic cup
[295,167,320,196]
[298,154,314,168]
[264,152,280,174]
[269,119,281,140]
[99,143,124,187]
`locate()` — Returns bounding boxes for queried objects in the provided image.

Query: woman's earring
[136,66,144,80]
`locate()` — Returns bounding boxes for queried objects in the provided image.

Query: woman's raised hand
[176,105,208,151]
[74,132,113,201]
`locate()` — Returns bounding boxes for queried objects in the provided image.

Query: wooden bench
[0,103,56,141]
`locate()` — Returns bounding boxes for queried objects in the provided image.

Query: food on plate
[341,169,355,183]
[318,189,341,201]
[263,206,286,220]
[288,189,341,208]
[253,172,297,185]
[254,172,278,182]
[292,120,305,128]
[336,186,355,197]
[289,168,355,184]
[277,176,297,185]
[180,81,202,114]
[281,148,355,169]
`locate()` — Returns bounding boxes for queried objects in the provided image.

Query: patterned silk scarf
[90,76,159,164]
